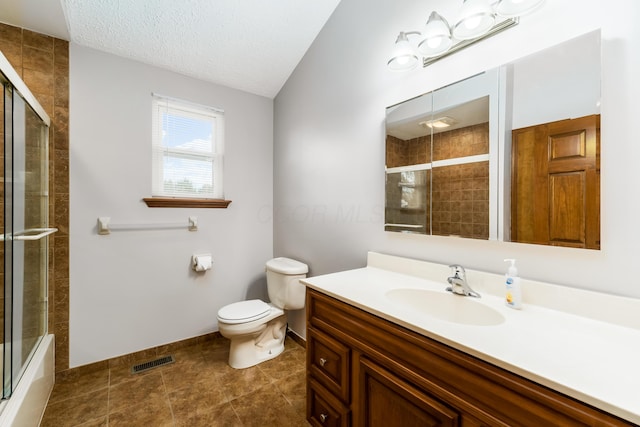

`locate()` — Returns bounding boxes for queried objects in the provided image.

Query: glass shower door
[2,72,53,399]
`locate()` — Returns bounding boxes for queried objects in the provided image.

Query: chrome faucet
[446,264,480,298]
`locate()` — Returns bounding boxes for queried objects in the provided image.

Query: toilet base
[227,316,287,369]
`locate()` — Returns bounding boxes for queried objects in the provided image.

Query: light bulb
[464,15,482,30]
[388,32,419,71]
[453,0,495,40]
[427,38,442,49]
[418,11,452,57]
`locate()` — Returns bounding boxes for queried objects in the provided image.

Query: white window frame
[151,94,225,199]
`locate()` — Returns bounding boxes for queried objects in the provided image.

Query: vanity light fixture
[388,0,544,70]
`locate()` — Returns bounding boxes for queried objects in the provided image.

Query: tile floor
[41,335,309,426]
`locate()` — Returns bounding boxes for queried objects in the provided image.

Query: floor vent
[131,355,175,374]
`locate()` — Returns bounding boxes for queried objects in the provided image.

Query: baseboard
[286,328,306,349]
[59,329,305,381]
[57,332,223,381]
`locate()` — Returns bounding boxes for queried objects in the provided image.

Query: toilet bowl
[217,257,308,369]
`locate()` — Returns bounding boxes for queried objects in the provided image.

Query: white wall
[69,45,274,367]
[275,0,640,337]
[511,30,601,129]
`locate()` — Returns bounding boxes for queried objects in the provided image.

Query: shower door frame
[1,52,53,400]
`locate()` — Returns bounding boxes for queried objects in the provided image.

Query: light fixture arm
[395,31,421,43]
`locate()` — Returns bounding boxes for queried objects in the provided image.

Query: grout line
[160,367,177,426]
[227,394,246,426]
[106,368,111,426]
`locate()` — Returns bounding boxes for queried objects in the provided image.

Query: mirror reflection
[385,30,601,249]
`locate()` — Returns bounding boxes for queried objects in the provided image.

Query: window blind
[151,95,224,199]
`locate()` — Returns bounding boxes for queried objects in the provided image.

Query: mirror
[385,30,601,249]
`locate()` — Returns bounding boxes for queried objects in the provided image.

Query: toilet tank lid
[266,257,308,275]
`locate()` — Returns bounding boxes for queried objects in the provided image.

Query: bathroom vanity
[303,253,640,426]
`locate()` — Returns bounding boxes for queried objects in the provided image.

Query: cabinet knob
[319,357,327,367]
[320,413,328,423]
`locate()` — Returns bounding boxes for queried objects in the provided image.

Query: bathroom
[1,0,639,425]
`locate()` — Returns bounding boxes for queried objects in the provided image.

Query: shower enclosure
[0,52,55,402]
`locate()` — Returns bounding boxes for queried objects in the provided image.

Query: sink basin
[385,288,505,326]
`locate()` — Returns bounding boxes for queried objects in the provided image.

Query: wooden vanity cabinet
[306,288,633,427]
[358,356,461,426]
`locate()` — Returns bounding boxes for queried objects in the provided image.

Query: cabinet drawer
[308,377,350,427]
[308,327,351,403]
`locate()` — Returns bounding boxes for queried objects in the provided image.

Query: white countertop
[301,253,640,424]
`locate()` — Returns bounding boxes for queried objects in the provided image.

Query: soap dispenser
[504,259,522,309]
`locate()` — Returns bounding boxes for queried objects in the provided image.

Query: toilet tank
[266,257,308,310]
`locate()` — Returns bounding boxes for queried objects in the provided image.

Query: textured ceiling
[0,0,342,98]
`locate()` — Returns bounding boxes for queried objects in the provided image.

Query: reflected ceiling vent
[420,116,458,129]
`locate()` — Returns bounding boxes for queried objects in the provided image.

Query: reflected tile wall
[432,162,489,240]
[432,123,490,240]
[385,123,490,238]
[386,134,431,168]
[432,123,489,161]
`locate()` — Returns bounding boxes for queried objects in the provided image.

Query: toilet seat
[217,299,271,325]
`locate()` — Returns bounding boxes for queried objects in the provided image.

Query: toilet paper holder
[192,254,212,272]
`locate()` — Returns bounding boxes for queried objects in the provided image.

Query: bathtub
[0,334,55,426]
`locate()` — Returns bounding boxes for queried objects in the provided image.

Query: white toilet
[216,257,308,369]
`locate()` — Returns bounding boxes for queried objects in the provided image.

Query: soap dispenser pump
[504,259,522,309]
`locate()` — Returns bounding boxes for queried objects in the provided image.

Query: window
[151,94,224,200]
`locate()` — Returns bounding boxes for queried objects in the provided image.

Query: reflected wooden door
[511,115,600,249]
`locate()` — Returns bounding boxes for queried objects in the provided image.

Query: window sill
[143,197,232,208]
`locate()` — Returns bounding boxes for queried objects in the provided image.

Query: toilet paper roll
[192,254,212,272]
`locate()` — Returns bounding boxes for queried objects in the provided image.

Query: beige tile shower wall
[0,23,70,373]
[385,135,406,168]
[386,134,431,168]
[386,123,489,239]
[432,123,489,160]
[432,122,489,240]
[432,162,489,239]
[406,135,431,165]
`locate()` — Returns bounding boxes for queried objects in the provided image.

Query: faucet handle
[448,264,465,277]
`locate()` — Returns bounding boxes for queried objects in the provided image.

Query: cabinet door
[356,357,459,427]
